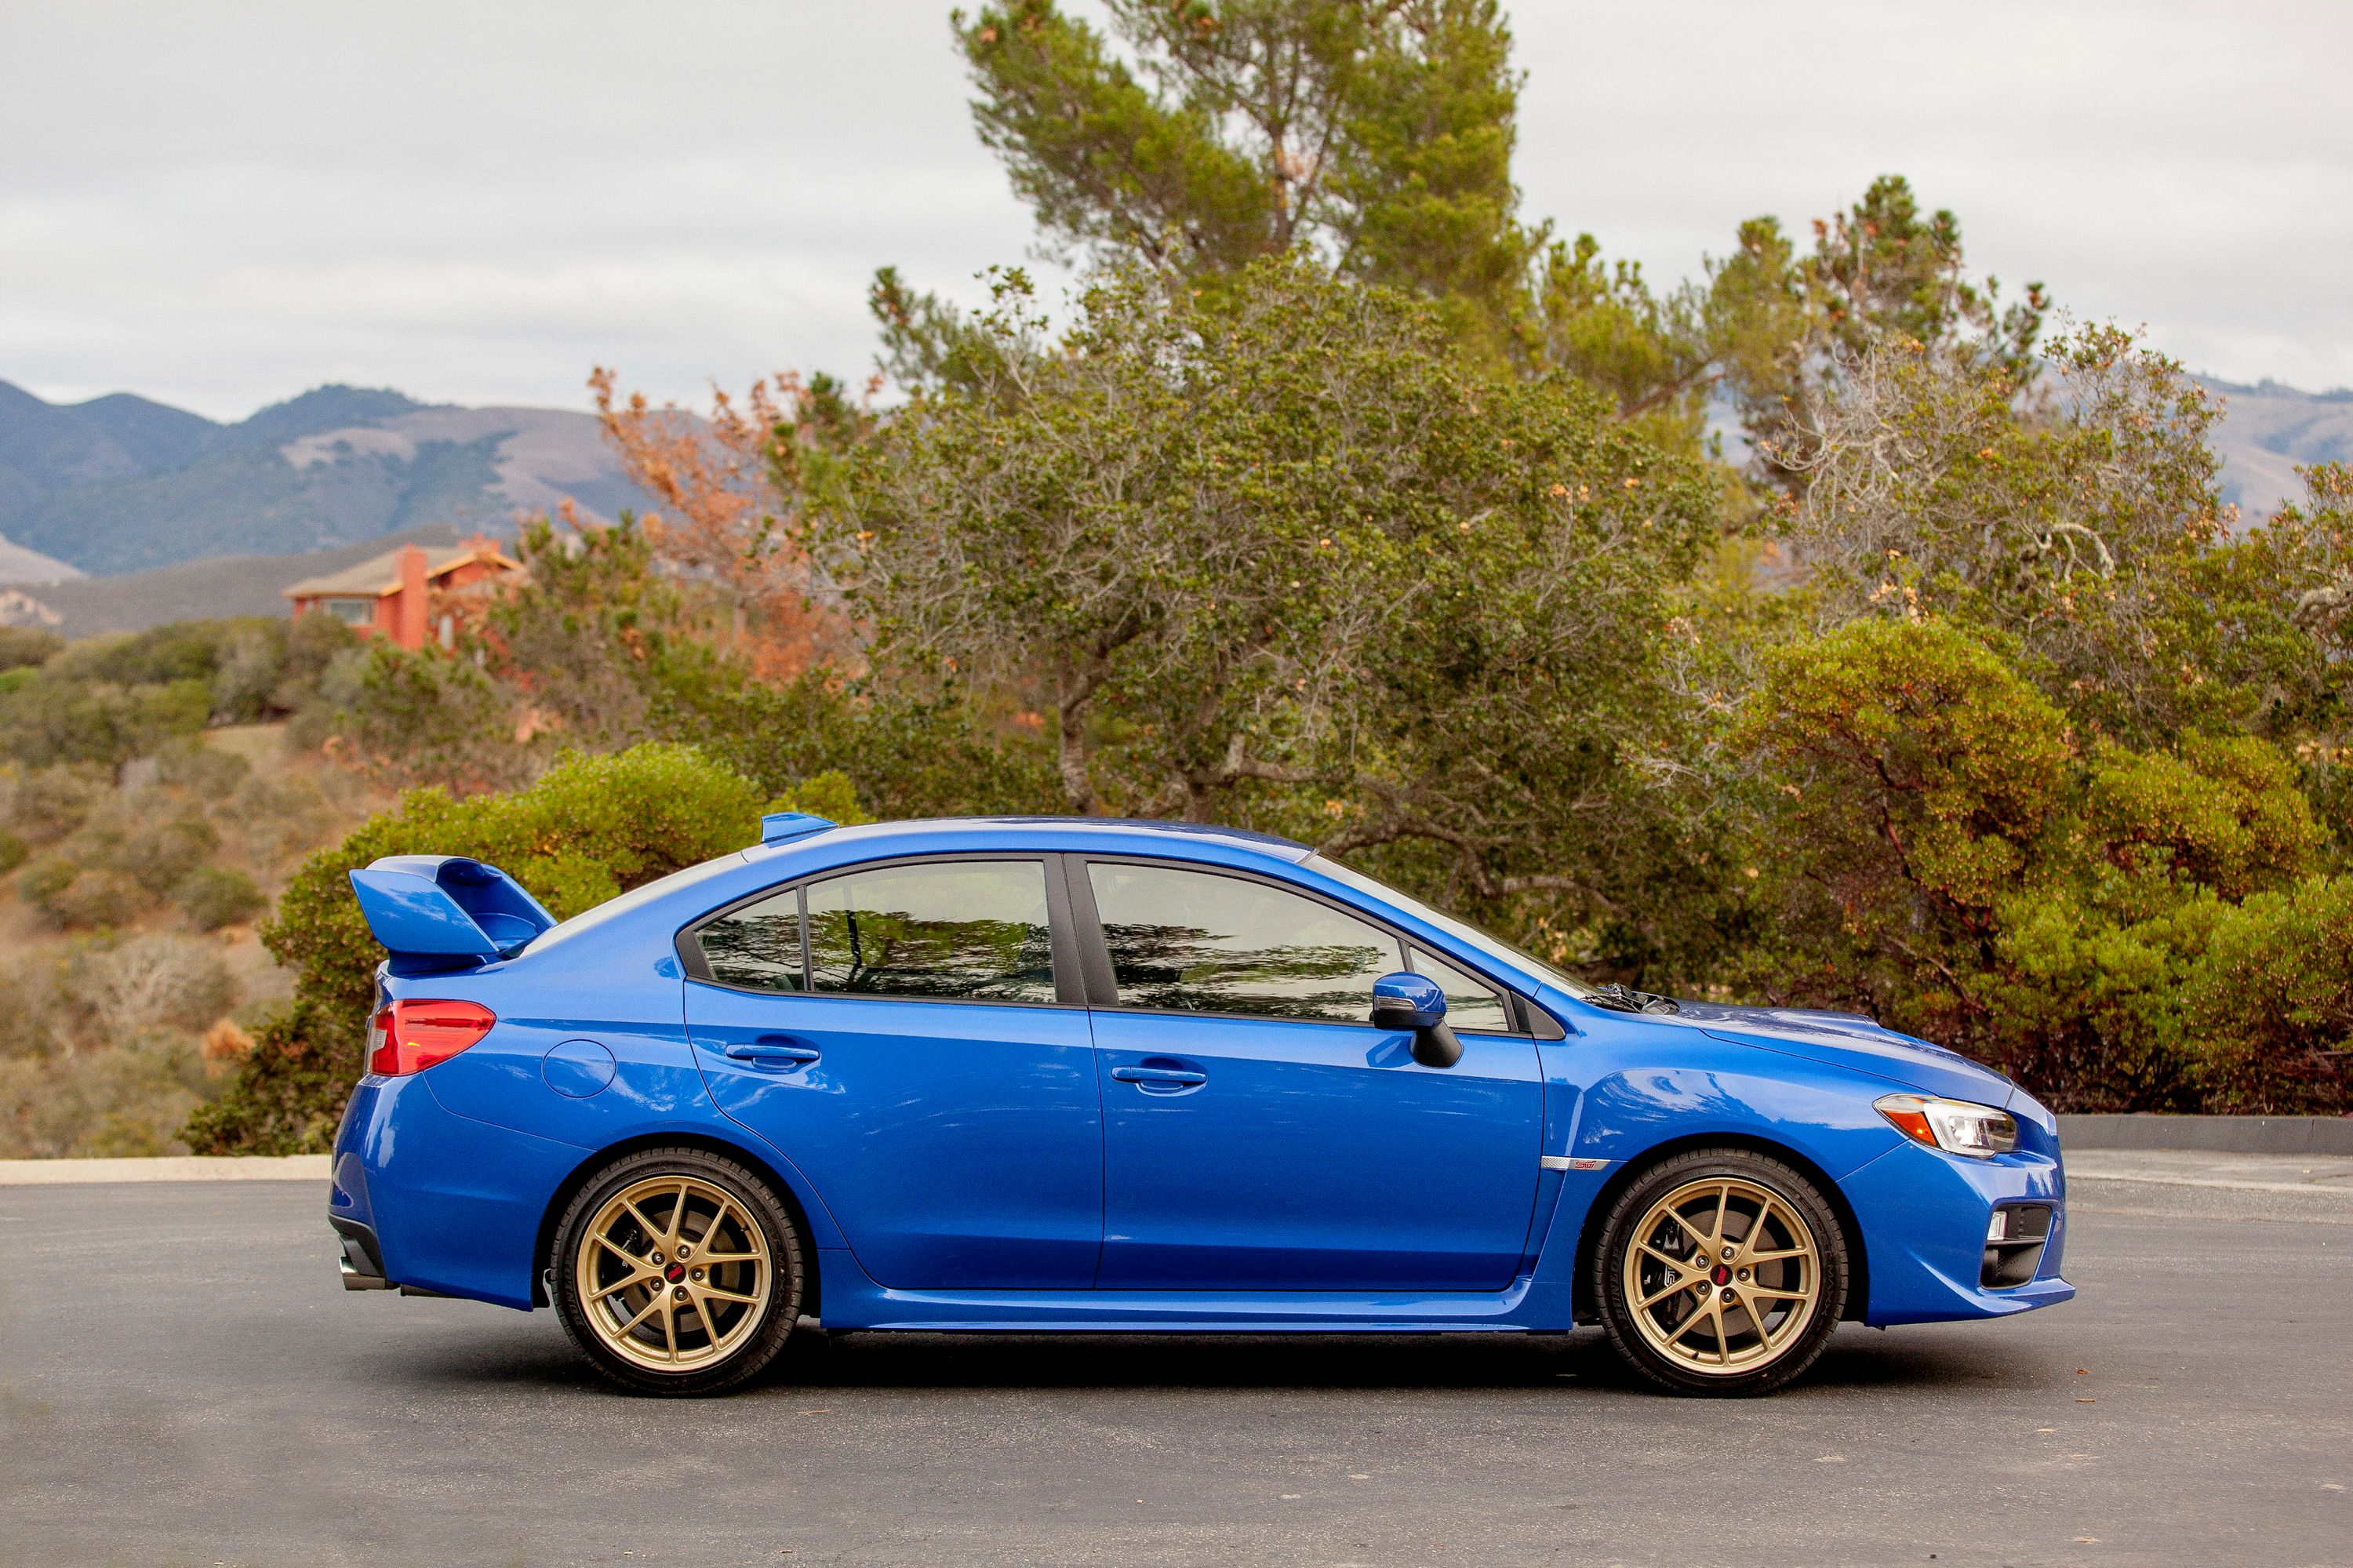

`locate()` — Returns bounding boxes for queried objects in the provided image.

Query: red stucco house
[283,533,521,650]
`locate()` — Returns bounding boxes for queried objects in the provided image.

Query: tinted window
[695,887,806,992]
[1409,947,1513,1034]
[1088,863,1402,1023]
[806,860,1056,1003]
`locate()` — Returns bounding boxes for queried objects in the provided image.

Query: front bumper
[1842,1137,2073,1326]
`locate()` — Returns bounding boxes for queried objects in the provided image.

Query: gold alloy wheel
[1622,1175,1821,1376]
[573,1174,773,1373]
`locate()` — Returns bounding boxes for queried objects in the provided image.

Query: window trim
[675,852,1086,1010]
[1403,944,1515,1036]
[1069,854,1532,1035]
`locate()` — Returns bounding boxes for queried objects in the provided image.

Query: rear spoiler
[348,855,555,973]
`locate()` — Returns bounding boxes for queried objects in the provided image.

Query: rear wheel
[1593,1148,1848,1396]
[551,1147,805,1396]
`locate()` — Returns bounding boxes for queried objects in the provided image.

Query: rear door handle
[1110,1065,1207,1086]
[724,1038,820,1067]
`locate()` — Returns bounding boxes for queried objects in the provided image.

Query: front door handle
[724,1038,820,1067]
[1110,1065,1207,1087]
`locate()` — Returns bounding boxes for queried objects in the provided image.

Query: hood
[1670,1001,2017,1108]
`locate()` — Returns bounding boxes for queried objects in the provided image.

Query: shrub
[2183,876,2353,1113]
[114,810,222,899]
[46,869,146,931]
[16,853,82,919]
[0,1035,213,1158]
[179,866,267,931]
[0,624,64,672]
[73,933,236,1042]
[188,743,860,1152]
[0,829,24,875]
[1,764,105,845]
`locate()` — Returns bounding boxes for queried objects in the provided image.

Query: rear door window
[805,860,1057,1003]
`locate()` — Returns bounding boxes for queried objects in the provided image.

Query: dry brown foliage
[588,367,861,679]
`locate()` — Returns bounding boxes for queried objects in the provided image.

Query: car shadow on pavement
[351,1316,2049,1399]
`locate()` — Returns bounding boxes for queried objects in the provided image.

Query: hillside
[2202,377,2353,519]
[0,380,656,576]
[0,523,462,640]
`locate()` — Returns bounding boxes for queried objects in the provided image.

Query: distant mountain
[0,380,658,577]
[2202,377,2353,521]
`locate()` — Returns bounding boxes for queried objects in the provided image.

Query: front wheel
[551,1147,806,1396]
[1593,1148,1849,1396]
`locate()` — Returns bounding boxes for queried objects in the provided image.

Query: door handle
[1110,1065,1207,1087]
[723,1038,820,1067]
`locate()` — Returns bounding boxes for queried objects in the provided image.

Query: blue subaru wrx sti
[329,813,2071,1397]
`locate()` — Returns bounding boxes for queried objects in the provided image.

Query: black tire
[1591,1147,1849,1397]
[550,1146,806,1397]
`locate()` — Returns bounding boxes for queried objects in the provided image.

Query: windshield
[1300,854,1595,999]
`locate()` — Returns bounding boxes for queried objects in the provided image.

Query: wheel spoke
[1637,1278,1697,1311]
[667,1181,693,1246]
[1711,1184,1731,1247]
[1664,1208,1711,1250]
[620,1197,665,1244]
[698,1284,759,1305]
[1748,1285,1812,1301]
[697,1198,740,1252]
[1746,1246,1809,1264]
[686,1292,722,1353]
[662,1301,679,1361]
[593,1232,652,1273]
[696,1252,760,1265]
[1636,1241,1693,1272]
[614,1292,665,1337]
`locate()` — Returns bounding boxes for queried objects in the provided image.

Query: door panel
[1092,1012,1543,1290]
[683,857,1101,1290]
[1081,860,1544,1292]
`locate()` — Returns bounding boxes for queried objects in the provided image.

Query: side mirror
[1372,972,1463,1068]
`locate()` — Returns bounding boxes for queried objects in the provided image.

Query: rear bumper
[329,1072,582,1311]
[332,1217,391,1290]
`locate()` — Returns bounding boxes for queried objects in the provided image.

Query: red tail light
[369,999,496,1075]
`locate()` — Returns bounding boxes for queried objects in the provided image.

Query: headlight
[1875,1093,2018,1158]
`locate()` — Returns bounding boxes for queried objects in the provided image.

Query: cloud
[2,0,2345,417]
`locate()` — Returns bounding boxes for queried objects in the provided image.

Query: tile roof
[281,539,518,600]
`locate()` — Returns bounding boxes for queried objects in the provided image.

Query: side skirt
[812,1249,1574,1332]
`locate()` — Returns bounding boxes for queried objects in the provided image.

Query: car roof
[766,816,1315,864]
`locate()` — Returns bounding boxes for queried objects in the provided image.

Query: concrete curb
[2058,1114,2353,1155]
[0,1155,329,1185]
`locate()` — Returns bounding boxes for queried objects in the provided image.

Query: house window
[320,598,375,625]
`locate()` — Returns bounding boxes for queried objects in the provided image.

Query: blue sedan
[329,813,2071,1397]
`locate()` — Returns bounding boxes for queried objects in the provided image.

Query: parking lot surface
[2,1177,2344,1567]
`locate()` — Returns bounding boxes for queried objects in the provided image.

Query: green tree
[942,0,1535,360]
[821,257,1723,972]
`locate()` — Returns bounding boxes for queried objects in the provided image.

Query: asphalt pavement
[1,1172,2345,1568]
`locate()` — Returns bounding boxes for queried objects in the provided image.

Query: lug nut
[1737,1268,1751,1282]
[673,1286,688,1301]
[692,1269,704,1282]
[1721,1287,1737,1304]
[1721,1245,1736,1261]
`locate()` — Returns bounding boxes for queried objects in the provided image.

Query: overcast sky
[2,1,2345,422]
